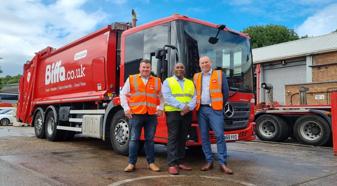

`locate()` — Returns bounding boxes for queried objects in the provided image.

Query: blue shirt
[162,75,196,110]
[200,69,229,105]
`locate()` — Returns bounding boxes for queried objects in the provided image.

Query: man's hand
[156,109,163,117]
[180,105,190,116]
[125,109,133,119]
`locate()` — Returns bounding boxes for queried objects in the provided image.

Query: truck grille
[224,102,250,131]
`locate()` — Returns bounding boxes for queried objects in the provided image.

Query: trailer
[255,64,333,146]
[17,13,255,155]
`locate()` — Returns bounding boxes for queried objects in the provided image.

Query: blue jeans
[128,114,158,165]
[198,106,227,165]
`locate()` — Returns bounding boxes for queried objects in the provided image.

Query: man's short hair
[140,59,151,65]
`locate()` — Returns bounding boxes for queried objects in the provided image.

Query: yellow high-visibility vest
[164,76,195,112]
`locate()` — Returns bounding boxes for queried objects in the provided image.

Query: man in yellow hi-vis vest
[162,63,196,175]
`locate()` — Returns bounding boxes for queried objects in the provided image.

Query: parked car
[0,108,16,126]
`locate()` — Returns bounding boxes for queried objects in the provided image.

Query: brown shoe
[178,164,192,171]
[168,166,179,175]
[200,162,213,171]
[148,163,160,172]
[124,164,135,172]
[220,164,233,175]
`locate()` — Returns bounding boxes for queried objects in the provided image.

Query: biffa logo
[45,60,85,85]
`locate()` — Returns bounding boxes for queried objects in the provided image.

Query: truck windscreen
[176,21,253,93]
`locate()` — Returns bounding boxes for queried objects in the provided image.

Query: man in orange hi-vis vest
[193,56,233,175]
[120,59,164,172]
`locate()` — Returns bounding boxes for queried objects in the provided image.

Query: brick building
[253,32,337,105]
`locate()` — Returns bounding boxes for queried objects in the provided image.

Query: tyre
[33,109,45,138]
[294,115,331,146]
[255,114,290,142]
[0,118,10,126]
[45,110,61,141]
[110,110,130,155]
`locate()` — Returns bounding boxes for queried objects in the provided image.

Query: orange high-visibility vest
[193,70,223,111]
[129,74,161,115]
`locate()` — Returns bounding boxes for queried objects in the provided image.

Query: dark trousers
[128,114,158,164]
[165,111,192,166]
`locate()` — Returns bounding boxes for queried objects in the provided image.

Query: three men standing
[121,56,233,175]
[193,56,233,175]
[162,63,196,175]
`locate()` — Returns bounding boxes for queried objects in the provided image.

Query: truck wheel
[0,118,10,126]
[255,114,290,141]
[33,110,45,138]
[110,110,130,155]
[294,115,331,146]
[45,110,61,141]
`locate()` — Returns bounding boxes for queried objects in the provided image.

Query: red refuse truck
[17,14,255,155]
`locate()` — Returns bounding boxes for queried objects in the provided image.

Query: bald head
[199,56,212,73]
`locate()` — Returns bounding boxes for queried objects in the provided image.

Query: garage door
[263,61,306,104]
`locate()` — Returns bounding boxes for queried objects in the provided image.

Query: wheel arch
[102,101,123,142]
[32,107,45,127]
[254,111,267,121]
[45,105,58,124]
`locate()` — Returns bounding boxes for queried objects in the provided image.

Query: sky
[1,0,337,76]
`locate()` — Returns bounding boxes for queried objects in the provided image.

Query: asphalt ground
[0,126,337,186]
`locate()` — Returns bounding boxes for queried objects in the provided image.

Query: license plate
[225,134,238,141]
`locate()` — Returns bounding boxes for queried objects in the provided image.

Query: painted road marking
[110,175,256,186]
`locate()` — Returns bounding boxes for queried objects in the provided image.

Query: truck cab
[17,14,255,155]
[112,15,255,153]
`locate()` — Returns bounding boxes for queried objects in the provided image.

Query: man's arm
[187,87,196,110]
[120,77,131,112]
[157,79,164,111]
[222,72,229,103]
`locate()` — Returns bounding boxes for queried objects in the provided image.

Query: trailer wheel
[255,114,290,141]
[110,110,130,155]
[45,110,61,141]
[294,115,331,146]
[33,109,45,138]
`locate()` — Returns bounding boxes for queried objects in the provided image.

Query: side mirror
[208,24,226,45]
[155,48,167,59]
[208,37,219,44]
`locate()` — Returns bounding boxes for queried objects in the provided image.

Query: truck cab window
[124,23,170,80]
[177,21,253,92]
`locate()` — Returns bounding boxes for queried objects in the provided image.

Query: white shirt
[201,69,212,105]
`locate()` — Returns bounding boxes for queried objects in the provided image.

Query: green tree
[242,25,299,48]
[0,74,21,90]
